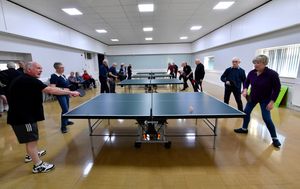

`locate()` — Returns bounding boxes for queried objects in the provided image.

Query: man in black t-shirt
[7,61,79,173]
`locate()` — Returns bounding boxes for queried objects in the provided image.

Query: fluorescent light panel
[213,1,235,10]
[96,29,107,33]
[111,39,119,42]
[145,37,153,41]
[62,8,82,15]
[180,36,188,40]
[138,4,154,12]
[190,25,202,30]
[143,27,153,32]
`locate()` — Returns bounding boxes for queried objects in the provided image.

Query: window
[257,44,300,78]
[204,56,215,70]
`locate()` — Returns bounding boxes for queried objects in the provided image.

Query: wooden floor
[1,82,300,189]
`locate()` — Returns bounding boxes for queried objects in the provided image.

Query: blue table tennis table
[118,78,183,92]
[63,92,245,149]
[131,74,172,79]
[136,71,167,75]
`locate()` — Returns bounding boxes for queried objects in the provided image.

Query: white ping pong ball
[189,106,194,113]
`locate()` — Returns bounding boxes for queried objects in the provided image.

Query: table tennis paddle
[76,88,86,97]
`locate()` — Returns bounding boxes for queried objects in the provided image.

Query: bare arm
[43,86,79,97]
[109,72,118,78]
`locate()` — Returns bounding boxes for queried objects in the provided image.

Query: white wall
[0,0,105,80]
[0,0,107,53]
[192,0,300,53]
[107,43,192,55]
[194,26,300,108]
[0,33,97,80]
[106,44,193,72]
[190,0,300,109]
[0,0,5,31]
[107,54,192,72]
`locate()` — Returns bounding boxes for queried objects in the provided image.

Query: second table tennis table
[64,92,245,149]
[118,78,183,92]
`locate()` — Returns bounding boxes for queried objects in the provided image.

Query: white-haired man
[108,63,118,93]
[194,59,205,92]
[7,61,79,173]
[220,57,246,111]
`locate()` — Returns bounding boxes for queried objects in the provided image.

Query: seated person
[67,71,79,91]
[75,72,89,89]
[82,70,96,88]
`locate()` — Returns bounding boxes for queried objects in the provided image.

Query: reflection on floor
[1,82,300,189]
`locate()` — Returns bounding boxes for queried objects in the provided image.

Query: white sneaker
[24,150,46,163]
[32,162,55,173]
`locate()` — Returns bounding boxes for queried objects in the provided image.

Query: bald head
[25,61,43,78]
[195,59,201,65]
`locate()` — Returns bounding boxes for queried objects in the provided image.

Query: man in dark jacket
[194,59,205,92]
[180,62,194,91]
[0,62,22,96]
[0,62,22,114]
[220,57,246,111]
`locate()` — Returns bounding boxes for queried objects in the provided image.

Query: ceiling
[9,0,270,45]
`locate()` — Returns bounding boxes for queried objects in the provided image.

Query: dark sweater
[221,67,246,90]
[244,67,281,103]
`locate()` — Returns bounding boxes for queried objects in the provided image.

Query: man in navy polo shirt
[50,62,74,133]
[108,63,118,93]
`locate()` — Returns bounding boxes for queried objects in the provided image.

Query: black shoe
[180,88,186,91]
[61,127,68,133]
[67,121,74,125]
[272,139,281,148]
[234,128,248,134]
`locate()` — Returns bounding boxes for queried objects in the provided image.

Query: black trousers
[194,80,203,92]
[99,77,109,93]
[224,87,243,111]
[183,76,194,89]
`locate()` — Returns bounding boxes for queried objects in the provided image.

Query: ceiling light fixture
[111,39,119,42]
[145,37,153,41]
[180,36,188,40]
[96,29,107,33]
[190,26,202,30]
[143,27,153,32]
[138,4,154,12]
[213,1,235,10]
[62,8,83,15]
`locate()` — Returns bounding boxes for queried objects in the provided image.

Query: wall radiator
[292,84,300,106]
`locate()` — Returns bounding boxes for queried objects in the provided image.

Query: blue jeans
[242,100,278,138]
[56,95,69,130]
